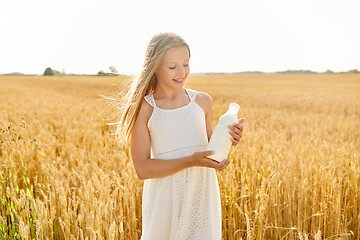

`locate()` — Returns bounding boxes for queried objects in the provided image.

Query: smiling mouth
[173,78,184,82]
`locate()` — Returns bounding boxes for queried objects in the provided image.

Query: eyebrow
[166,58,190,64]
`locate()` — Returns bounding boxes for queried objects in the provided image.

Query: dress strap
[185,88,198,102]
[144,93,157,108]
[145,88,197,107]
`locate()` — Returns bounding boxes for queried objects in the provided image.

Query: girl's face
[155,46,190,88]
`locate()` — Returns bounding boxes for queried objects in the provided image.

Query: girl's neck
[153,86,186,100]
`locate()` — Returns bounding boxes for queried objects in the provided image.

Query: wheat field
[0,74,359,239]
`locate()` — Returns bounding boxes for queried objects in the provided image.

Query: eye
[168,64,189,70]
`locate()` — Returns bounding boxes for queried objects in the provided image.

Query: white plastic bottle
[206,102,240,162]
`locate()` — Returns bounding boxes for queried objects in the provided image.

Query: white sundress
[140,88,222,240]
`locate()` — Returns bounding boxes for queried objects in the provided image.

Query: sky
[0,0,359,75]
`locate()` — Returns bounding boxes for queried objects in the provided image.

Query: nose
[177,66,187,78]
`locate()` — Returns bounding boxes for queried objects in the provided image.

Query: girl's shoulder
[187,88,211,102]
[138,97,155,126]
[188,88,212,116]
[185,88,211,101]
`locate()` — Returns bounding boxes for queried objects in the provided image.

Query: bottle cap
[229,102,240,113]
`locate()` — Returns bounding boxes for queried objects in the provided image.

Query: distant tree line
[43,67,67,75]
[42,66,120,76]
[273,69,359,74]
[201,69,360,75]
[97,66,119,76]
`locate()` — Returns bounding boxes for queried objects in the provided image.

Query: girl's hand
[191,150,229,171]
[228,118,245,146]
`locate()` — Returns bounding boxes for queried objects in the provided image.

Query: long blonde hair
[112,32,191,144]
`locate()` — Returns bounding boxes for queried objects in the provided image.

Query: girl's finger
[228,130,237,138]
[219,163,225,170]
[230,130,242,141]
[233,123,244,131]
[238,118,245,124]
[228,125,238,135]
[222,160,228,170]
[232,130,242,140]
[205,150,215,156]
[222,159,228,169]
[231,124,243,135]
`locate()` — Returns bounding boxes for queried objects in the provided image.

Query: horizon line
[1,68,359,76]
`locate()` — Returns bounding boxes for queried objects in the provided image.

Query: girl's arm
[130,99,197,180]
[131,96,225,180]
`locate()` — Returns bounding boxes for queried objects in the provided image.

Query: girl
[116,32,244,240]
